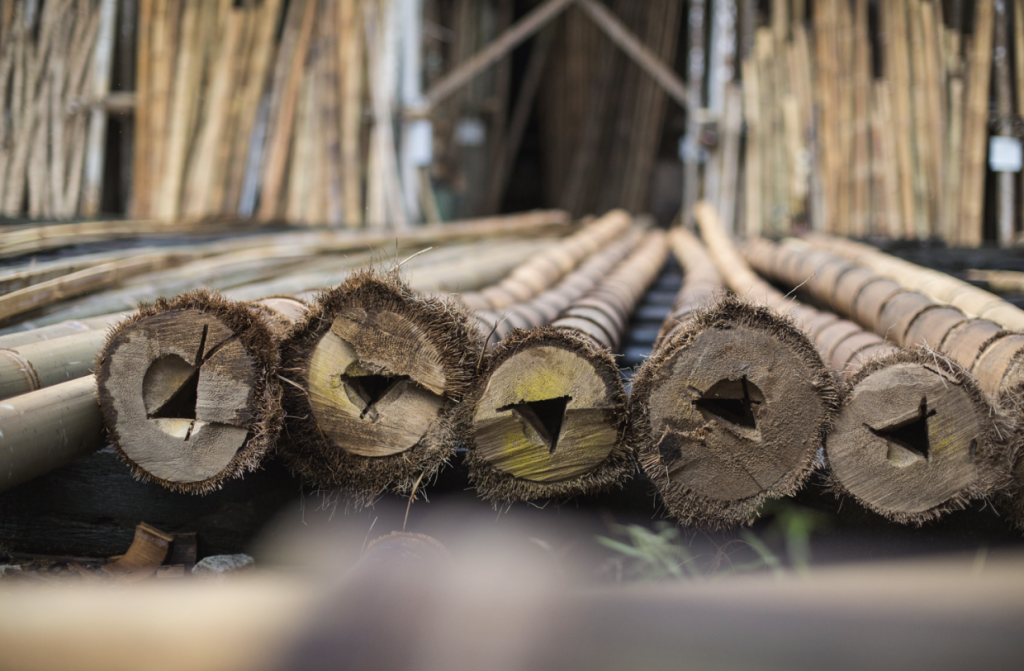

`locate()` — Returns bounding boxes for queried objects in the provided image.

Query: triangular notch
[498,396,572,454]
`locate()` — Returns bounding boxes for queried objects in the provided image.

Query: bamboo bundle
[698,202,1011,524]
[460,229,667,503]
[631,221,838,528]
[0,250,204,325]
[0,237,552,412]
[803,234,1024,330]
[0,1,103,218]
[276,213,624,503]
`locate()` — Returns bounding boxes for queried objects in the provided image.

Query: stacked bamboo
[696,202,1014,525]
[0,0,114,218]
[741,1,1015,246]
[0,210,575,494]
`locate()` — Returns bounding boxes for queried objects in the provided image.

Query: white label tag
[407,119,433,166]
[454,118,487,147]
[990,136,1023,172]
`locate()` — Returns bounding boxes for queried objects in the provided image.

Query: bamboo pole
[993,0,1015,247]
[96,290,297,494]
[257,0,316,221]
[959,0,994,247]
[0,327,109,400]
[803,234,1024,330]
[0,375,104,494]
[461,229,667,504]
[80,0,115,216]
[641,212,838,527]
[745,236,1015,524]
[0,312,127,349]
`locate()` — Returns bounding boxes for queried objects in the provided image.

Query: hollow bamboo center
[307,309,446,457]
[472,345,619,482]
[828,363,983,514]
[100,310,255,483]
[647,324,825,501]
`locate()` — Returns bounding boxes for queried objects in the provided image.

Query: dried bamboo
[258,0,316,221]
[804,234,1024,330]
[96,290,293,494]
[959,0,994,247]
[277,213,615,503]
[0,251,202,324]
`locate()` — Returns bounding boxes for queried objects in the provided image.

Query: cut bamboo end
[631,295,839,529]
[280,267,482,505]
[461,327,629,503]
[828,350,1016,525]
[95,290,284,495]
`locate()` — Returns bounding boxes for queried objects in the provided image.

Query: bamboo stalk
[0,375,104,494]
[804,233,1024,330]
[462,229,666,504]
[80,0,116,216]
[157,0,204,220]
[959,0,994,247]
[257,0,316,221]
[743,236,1014,523]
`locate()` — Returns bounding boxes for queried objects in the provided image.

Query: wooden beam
[575,0,687,109]
[422,0,573,110]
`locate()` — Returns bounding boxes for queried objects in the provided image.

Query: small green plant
[596,501,832,582]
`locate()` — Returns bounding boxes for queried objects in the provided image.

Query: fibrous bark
[631,226,838,528]
[96,290,289,494]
